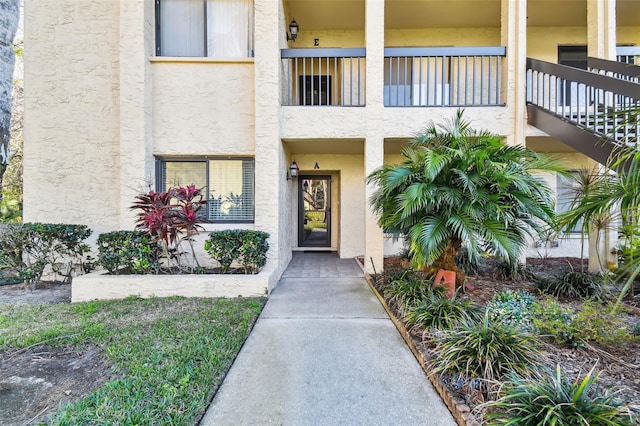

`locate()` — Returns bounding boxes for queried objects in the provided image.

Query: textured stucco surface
[23,0,631,281]
[24,0,121,234]
[71,269,272,302]
[289,155,365,259]
[152,62,255,155]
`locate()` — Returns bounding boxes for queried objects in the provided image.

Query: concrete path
[200,252,456,426]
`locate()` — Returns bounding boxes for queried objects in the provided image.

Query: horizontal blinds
[209,159,254,221]
[162,161,207,191]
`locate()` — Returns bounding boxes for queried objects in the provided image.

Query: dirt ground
[0,282,113,425]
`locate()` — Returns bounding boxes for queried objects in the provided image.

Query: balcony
[281,46,506,108]
[616,46,640,66]
[281,48,366,107]
[383,47,505,107]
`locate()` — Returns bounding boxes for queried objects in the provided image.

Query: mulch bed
[368,256,640,424]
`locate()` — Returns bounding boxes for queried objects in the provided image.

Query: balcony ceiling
[285,0,638,31]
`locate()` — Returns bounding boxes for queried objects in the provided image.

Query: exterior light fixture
[287,160,299,180]
[287,19,299,42]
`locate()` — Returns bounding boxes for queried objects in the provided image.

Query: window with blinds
[155,0,254,58]
[157,157,255,222]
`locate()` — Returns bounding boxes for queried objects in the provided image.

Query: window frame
[154,0,255,58]
[155,156,256,224]
[556,170,584,234]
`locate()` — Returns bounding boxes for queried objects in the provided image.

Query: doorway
[558,45,587,106]
[298,176,331,247]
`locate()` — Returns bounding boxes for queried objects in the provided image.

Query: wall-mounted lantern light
[287,160,299,180]
[287,19,299,42]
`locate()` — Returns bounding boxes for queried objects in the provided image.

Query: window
[157,157,255,222]
[556,171,584,233]
[156,0,254,58]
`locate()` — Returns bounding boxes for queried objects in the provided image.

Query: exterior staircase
[526,57,640,171]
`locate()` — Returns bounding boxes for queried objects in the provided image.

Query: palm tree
[367,110,563,284]
[558,142,640,301]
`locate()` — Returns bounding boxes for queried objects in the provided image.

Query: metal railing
[616,46,640,66]
[281,48,366,106]
[527,58,640,147]
[383,46,506,107]
[589,57,640,84]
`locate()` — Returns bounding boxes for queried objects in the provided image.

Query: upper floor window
[156,0,254,58]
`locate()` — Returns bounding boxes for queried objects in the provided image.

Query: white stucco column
[364,0,385,274]
[500,0,527,147]
[119,0,155,229]
[587,0,616,60]
[587,0,616,272]
[254,0,289,277]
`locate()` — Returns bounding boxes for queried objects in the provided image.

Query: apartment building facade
[23,0,640,283]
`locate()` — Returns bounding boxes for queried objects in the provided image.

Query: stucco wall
[24,0,121,234]
[527,27,588,62]
[152,61,255,155]
[385,28,500,46]
[617,27,640,46]
[289,154,365,259]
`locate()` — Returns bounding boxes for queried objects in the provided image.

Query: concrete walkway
[200,252,456,426]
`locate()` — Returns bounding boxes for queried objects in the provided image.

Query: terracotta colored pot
[433,269,456,298]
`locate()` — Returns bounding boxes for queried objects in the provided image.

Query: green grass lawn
[0,296,265,425]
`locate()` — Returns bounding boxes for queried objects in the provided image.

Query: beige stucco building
[23,0,640,283]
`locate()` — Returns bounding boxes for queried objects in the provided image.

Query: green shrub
[533,298,634,347]
[96,231,162,274]
[487,290,537,330]
[538,270,606,300]
[531,298,577,346]
[204,230,270,274]
[406,291,480,331]
[433,315,541,386]
[205,230,242,274]
[487,365,633,425]
[238,230,269,274]
[383,271,433,315]
[0,223,92,289]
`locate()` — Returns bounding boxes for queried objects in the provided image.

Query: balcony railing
[383,46,506,107]
[527,58,640,147]
[281,48,366,107]
[616,46,640,66]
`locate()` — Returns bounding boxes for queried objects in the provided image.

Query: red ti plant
[174,185,206,267]
[131,185,206,271]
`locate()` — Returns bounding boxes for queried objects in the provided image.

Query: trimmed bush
[238,230,269,274]
[487,365,633,425]
[96,231,162,275]
[0,223,92,289]
[205,230,270,274]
